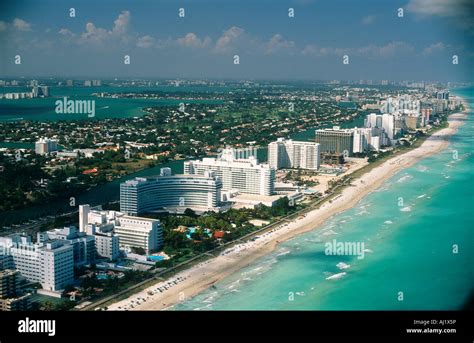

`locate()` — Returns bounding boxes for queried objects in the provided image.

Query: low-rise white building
[85,224,120,261]
[79,205,163,254]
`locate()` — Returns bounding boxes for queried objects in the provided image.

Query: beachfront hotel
[268,138,321,170]
[79,205,163,254]
[37,226,95,267]
[120,168,222,215]
[0,235,74,293]
[365,113,398,142]
[315,126,354,156]
[352,127,386,153]
[184,148,275,196]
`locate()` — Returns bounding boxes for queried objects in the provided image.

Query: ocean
[173,87,474,310]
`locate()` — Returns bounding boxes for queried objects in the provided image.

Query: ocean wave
[202,292,219,304]
[384,220,393,224]
[417,194,427,199]
[276,248,291,257]
[326,272,347,280]
[336,262,351,270]
[397,174,412,183]
[322,229,338,236]
[227,279,241,289]
[416,165,428,172]
[400,206,412,212]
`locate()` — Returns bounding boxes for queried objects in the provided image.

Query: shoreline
[107,106,469,311]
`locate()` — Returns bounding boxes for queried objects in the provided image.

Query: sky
[0,0,473,81]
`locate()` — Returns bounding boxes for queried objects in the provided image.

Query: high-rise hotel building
[35,137,58,155]
[120,168,222,215]
[184,148,275,196]
[0,235,74,292]
[315,126,354,156]
[268,138,320,170]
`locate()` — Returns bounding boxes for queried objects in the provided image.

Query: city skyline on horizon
[0,0,473,82]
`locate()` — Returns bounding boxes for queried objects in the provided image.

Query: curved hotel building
[120,168,222,215]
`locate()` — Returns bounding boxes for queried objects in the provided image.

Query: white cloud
[177,33,211,49]
[406,0,474,33]
[302,41,414,58]
[112,10,130,36]
[422,42,446,55]
[13,18,31,31]
[80,22,109,44]
[77,11,131,45]
[265,34,295,54]
[302,44,332,57]
[214,26,244,53]
[59,28,75,37]
[137,35,155,48]
[357,41,414,58]
[406,0,470,17]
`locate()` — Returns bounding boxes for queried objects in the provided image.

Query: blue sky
[0,0,472,81]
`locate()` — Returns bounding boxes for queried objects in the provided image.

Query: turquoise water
[174,88,474,310]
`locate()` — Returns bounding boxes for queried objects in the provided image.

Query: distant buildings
[84,80,101,87]
[268,138,320,170]
[436,90,449,100]
[35,137,58,155]
[184,148,275,196]
[32,85,49,97]
[120,168,223,215]
[0,85,49,100]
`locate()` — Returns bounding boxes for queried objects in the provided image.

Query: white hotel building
[268,138,320,170]
[79,204,163,254]
[0,235,74,292]
[35,137,58,155]
[120,168,222,215]
[184,148,275,196]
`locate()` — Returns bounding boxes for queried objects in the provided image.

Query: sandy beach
[107,108,468,311]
